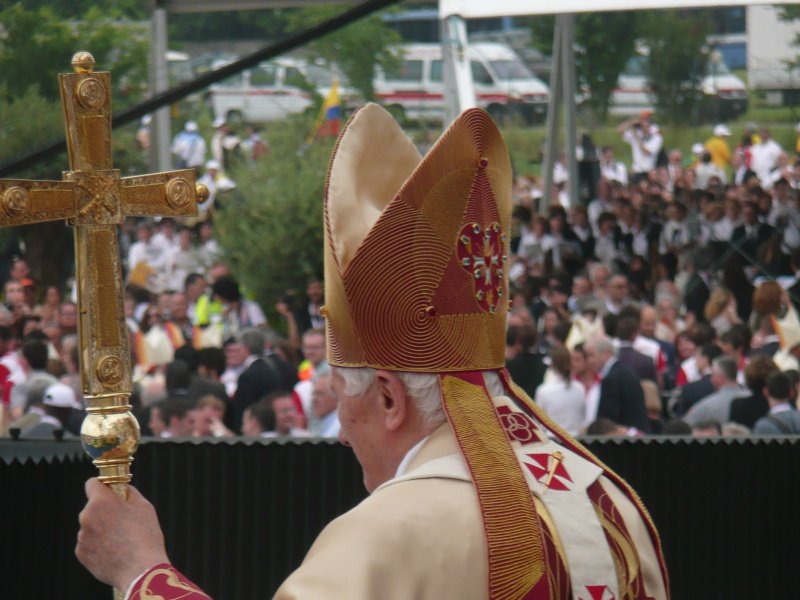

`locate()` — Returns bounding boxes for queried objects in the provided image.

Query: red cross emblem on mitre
[457,221,507,313]
[322,104,511,371]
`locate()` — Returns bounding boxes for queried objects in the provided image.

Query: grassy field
[500,109,799,178]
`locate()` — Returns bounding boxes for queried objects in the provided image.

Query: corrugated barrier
[2,436,798,599]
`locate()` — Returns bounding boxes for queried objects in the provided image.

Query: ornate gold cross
[0,52,207,494]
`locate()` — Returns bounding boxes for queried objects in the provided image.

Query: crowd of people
[506,111,800,437]
[2,110,800,442]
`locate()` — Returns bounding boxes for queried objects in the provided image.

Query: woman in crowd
[704,287,740,335]
[535,346,586,436]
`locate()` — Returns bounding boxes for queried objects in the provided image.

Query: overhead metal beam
[441,0,799,17]
[159,0,350,13]
[158,0,434,13]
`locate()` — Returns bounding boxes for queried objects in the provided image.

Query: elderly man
[684,356,750,429]
[585,334,651,433]
[309,373,340,437]
[230,328,283,432]
[75,105,668,599]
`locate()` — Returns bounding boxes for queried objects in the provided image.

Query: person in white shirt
[535,346,586,436]
[152,219,180,256]
[750,128,784,185]
[171,121,207,169]
[617,111,663,183]
[516,215,554,270]
[128,222,168,277]
[196,160,236,220]
[658,202,692,256]
[593,212,620,266]
[598,146,628,186]
[165,228,204,293]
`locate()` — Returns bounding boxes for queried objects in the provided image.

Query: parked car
[373,42,550,124]
[611,54,748,119]
[206,57,355,124]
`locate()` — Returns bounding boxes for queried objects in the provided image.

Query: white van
[207,58,339,124]
[374,43,550,124]
[611,54,748,119]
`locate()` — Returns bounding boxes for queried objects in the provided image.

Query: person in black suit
[787,249,800,315]
[505,324,547,399]
[291,277,326,337]
[721,258,755,323]
[185,346,229,405]
[586,335,650,433]
[229,328,284,433]
[615,316,657,384]
[673,343,722,416]
[731,200,774,268]
[683,249,712,324]
[729,355,779,429]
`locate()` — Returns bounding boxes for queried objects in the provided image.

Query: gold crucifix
[0,52,207,495]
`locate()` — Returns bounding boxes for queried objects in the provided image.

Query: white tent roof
[441,0,797,18]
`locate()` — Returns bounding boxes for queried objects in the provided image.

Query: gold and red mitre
[323,103,510,371]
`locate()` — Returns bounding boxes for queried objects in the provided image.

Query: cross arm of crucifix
[0,167,205,227]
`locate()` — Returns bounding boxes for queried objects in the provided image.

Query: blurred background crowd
[2,106,800,442]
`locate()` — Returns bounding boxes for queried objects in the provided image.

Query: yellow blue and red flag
[307,79,341,142]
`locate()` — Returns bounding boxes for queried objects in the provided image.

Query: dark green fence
[2,437,799,599]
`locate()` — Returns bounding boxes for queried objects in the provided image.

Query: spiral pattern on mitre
[343,200,453,369]
[324,107,511,371]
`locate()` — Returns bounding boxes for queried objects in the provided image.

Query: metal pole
[562,13,579,210]
[441,13,477,126]
[541,16,562,214]
[150,6,172,172]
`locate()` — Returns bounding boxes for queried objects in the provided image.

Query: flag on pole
[307,79,341,143]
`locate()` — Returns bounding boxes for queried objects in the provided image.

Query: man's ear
[375,370,408,432]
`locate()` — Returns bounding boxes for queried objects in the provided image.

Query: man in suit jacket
[230,328,284,433]
[505,324,547,398]
[683,250,712,324]
[731,201,775,266]
[788,249,800,314]
[753,372,800,434]
[586,335,650,433]
[615,316,657,383]
[729,355,778,429]
[673,343,722,416]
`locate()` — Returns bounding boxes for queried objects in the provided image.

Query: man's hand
[76,478,169,592]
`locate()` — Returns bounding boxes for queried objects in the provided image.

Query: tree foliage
[0,5,148,106]
[641,9,712,125]
[531,12,640,122]
[0,0,146,19]
[169,10,292,43]
[214,116,330,319]
[0,4,150,289]
[286,6,402,100]
[779,6,800,69]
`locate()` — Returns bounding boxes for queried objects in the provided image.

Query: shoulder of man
[276,475,481,598]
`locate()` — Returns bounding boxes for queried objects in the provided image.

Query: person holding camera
[617,109,664,185]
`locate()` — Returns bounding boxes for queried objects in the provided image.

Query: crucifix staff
[0,49,207,538]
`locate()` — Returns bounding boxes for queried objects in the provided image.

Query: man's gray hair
[334,368,508,429]
[238,328,265,356]
[588,334,618,357]
[712,356,738,383]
